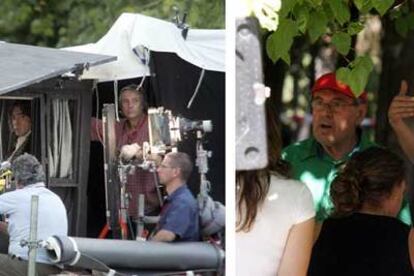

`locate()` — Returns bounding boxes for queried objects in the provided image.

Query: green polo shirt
[282,132,412,225]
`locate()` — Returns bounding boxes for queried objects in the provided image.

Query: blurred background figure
[388,80,414,163]
[236,103,315,276]
[308,147,414,276]
[0,153,67,276]
[7,101,32,162]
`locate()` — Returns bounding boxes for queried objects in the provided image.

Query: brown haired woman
[236,105,315,276]
[308,147,414,275]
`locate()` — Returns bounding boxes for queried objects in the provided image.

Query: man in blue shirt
[152,152,199,242]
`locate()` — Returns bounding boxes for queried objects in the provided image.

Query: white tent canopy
[65,13,225,81]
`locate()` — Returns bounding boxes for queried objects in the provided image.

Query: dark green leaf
[395,16,409,37]
[407,12,414,30]
[266,18,298,64]
[279,0,298,17]
[332,31,351,55]
[347,22,364,35]
[307,9,328,43]
[306,0,323,8]
[328,0,350,25]
[372,0,394,16]
[337,56,373,96]
[341,55,373,96]
[353,0,373,13]
[293,3,310,33]
[336,67,353,89]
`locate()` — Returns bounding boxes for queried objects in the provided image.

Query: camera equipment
[100,104,216,240]
[147,107,212,154]
[99,104,125,239]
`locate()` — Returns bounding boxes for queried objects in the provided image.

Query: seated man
[151,152,199,242]
[0,153,68,276]
[7,101,32,162]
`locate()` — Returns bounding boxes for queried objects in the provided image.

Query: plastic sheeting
[65,13,225,81]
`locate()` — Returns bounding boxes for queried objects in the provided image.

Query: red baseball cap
[311,72,367,102]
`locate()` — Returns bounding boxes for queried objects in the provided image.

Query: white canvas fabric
[64,13,225,81]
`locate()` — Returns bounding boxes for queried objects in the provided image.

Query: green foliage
[0,0,225,47]
[332,31,351,55]
[353,0,372,13]
[371,0,394,16]
[292,4,310,34]
[279,0,298,18]
[337,55,374,96]
[347,22,364,35]
[328,0,350,26]
[353,0,394,15]
[307,8,328,43]
[266,18,298,64]
[393,2,414,38]
[263,0,401,97]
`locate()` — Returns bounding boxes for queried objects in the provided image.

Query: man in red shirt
[91,84,161,219]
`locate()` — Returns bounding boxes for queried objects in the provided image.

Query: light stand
[195,130,212,197]
[117,162,134,240]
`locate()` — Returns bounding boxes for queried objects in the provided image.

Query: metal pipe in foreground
[27,195,39,276]
[45,236,224,272]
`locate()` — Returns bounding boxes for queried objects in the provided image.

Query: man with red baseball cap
[282,72,412,225]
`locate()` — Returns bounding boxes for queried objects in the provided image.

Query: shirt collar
[121,115,147,132]
[165,184,187,202]
[15,131,31,149]
[303,128,368,163]
[22,182,45,189]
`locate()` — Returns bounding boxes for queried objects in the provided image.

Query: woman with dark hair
[236,106,315,276]
[308,147,414,275]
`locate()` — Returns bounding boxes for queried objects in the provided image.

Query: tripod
[99,159,163,240]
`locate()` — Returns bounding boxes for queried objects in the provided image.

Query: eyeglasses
[311,99,357,113]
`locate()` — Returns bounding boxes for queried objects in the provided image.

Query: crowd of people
[0,84,203,275]
[236,72,414,275]
[3,70,414,275]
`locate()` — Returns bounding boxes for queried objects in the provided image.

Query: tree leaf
[395,16,409,37]
[332,31,351,55]
[336,67,353,87]
[372,0,394,16]
[407,12,414,31]
[293,3,310,34]
[353,0,372,13]
[306,0,323,8]
[279,0,298,17]
[337,56,373,96]
[351,56,374,96]
[307,9,328,43]
[328,0,350,26]
[266,18,298,64]
[347,21,364,35]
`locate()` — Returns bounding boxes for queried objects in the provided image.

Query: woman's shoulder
[269,173,310,194]
[267,173,315,222]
